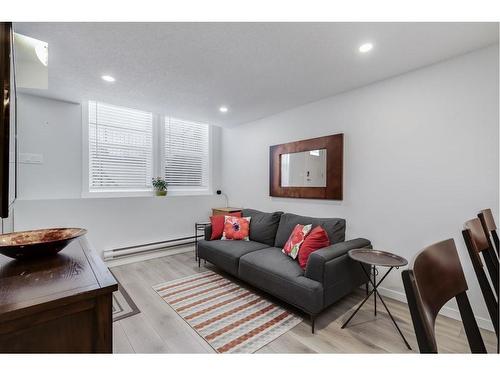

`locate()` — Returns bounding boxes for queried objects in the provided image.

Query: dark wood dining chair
[402,239,486,353]
[478,209,499,256]
[462,218,499,337]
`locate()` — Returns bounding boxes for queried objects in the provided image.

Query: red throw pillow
[210,211,242,240]
[282,224,312,259]
[222,216,251,241]
[297,226,330,269]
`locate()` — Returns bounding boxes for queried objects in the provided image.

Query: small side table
[194,221,210,261]
[212,207,242,216]
[341,248,412,350]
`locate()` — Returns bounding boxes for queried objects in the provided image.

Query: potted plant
[152,177,168,196]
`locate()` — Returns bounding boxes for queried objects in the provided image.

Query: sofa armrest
[305,238,371,283]
[204,224,213,241]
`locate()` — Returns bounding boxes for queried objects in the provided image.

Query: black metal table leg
[194,223,198,261]
[342,263,412,350]
[373,265,377,316]
[374,289,412,350]
[341,265,392,329]
[341,287,377,328]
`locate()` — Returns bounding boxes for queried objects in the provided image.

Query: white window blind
[88,101,153,191]
[164,117,209,188]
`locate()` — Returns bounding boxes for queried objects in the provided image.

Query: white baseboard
[376,286,494,332]
[105,244,194,268]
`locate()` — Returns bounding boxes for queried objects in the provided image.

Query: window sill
[81,189,212,199]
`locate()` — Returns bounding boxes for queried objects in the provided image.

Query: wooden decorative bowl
[0,228,87,259]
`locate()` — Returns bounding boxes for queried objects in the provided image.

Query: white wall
[14,195,223,252]
[17,95,82,199]
[221,45,499,329]
[15,94,224,253]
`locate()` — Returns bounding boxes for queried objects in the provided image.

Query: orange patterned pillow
[221,216,251,241]
[282,224,312,259]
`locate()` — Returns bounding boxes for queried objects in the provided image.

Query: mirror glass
[281,149,327,187]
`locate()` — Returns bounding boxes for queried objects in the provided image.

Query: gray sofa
[197,208,371,333]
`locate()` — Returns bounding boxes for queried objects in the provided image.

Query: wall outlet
[19,153,44,164]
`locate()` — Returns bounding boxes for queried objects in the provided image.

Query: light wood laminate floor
[111,250,497,354]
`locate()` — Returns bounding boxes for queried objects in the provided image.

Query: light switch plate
[19,153,43,164]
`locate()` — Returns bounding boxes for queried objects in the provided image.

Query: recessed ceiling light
[358,43,374,53]
[219,106,228,113]
[101,75,116,82]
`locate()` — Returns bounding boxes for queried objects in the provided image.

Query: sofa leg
[198,258,201,268]
[310,314,316,334]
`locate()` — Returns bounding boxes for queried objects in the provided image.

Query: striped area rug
[153,271,302,353]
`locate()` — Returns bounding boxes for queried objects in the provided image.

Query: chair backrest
[479,209,497,232]
[464,218,490,253]
[463,218,499,297]
[478,209,499,255]
[402,238,486,353]
[462,218,499,338]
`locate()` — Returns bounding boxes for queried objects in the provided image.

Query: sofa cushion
[197,239,269,276]
[274,213,345,248]
[239,247,324,314]
[242,209,283,246]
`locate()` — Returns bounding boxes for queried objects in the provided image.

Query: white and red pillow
[297,226,330,269]
[221,216,251,241]
[282,224,312,259]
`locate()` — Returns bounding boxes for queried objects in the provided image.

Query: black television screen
[0,22,16,219]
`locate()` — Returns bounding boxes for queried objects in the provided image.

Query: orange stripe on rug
[185,291,254,320]
[177,287,244,312]
[205,304,276,341]
[168,281,233,305]
[216,311,291,353]
[193,297,264,330]
[160,277,225,298]
[155,273,219,292]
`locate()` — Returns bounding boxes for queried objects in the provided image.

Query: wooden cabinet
[0,237,117,353]
[212,207,242,216]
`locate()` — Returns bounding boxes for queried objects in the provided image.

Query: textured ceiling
[13,22,499,127]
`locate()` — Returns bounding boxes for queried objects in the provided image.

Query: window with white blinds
[164,117,209,188]
[88,101,153,191]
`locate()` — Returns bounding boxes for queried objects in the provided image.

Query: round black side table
[341,248,412,350]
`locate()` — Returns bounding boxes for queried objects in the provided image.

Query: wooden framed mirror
[269,133,343,200]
